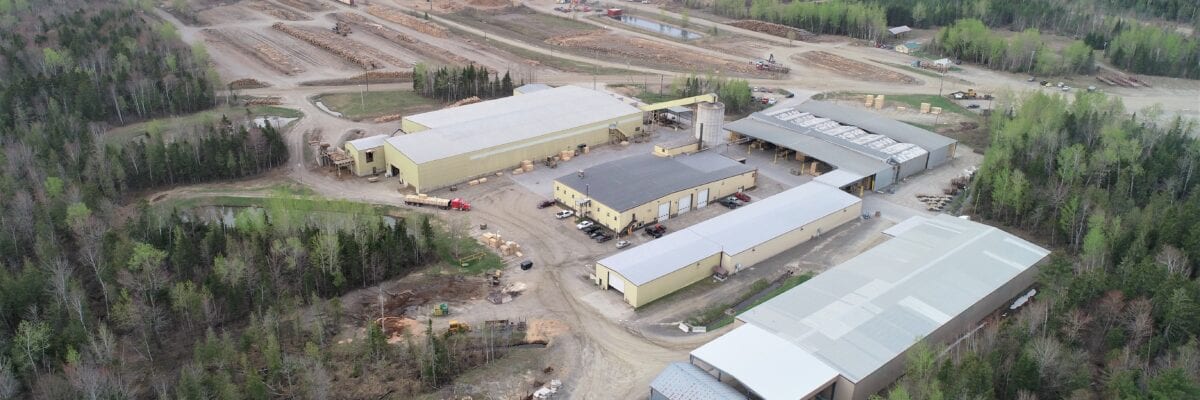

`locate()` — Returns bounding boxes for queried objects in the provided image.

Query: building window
[365,151,375,163]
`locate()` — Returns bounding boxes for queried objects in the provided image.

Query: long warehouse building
[666,214,1050,400]
[554,152,758,234]
[726,101,957,192]
[343,85,644,192]
[595,182,862,308]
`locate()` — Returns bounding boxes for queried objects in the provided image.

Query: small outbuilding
[344,134,389,176]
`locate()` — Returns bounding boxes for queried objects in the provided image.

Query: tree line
[710,0,887,40]
[111,117,289,192]
[671,74,754,114]
[875,92,1200,399]
[0,2,216,131]
[931,19,1095,76]
[411,63,515,103]
[692,0,1199,78]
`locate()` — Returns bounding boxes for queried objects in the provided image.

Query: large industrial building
[553,152,757,234]
[662,215,1049,400]
[595,182,862,308]
[726,101,957,193]
[342,85,645,191]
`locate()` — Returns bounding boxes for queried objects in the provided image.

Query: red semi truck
[404,195,472,211]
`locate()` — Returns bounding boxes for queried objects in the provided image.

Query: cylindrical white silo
[694,102,725,149]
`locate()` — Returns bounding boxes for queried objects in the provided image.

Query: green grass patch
[154,193,501,275]
[686,272,813,329]
[883,94,973,117]
[104,105,303,145]
[314,90,441,121]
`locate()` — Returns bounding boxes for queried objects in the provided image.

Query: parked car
[720,198,741,209]
[577,220,594,230]
[644,224,667,238]
[555,210,574,219]
[967,104,981,109]
[520,260,533,270]
[537,200,556,209]
[616,240,631,249]
[767,98,778,105]
[583,225,602,234]
[589,230,606,239]
[734,192,751,202]
[595,233,613,243]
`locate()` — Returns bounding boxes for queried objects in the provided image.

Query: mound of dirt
[728,20,814,41]
[228,78,271,90]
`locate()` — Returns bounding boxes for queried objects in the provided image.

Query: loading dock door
[678,194,692,214]
[697,189,709,209]
[608,272,625,293]
[657,203,671,221]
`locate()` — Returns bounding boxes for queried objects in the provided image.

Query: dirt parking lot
[796,51,920,85]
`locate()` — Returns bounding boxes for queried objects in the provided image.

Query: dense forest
[930,19,1095,76]
[0,1,497,398]
[876,92,1200,399]
[691,0,1199,78]
[0,1,215,129]
[671,74,754,113]
[411,63,515,102]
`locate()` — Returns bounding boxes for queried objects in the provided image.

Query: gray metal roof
[691,324,838,400]
[555,152,755,212]
[599,182,861,285]
[389,86,641,164]
[813,169,866,188]
[737,215,1050,382]
[650,362,747,400]
[794,101,957,152]
[514,83,552,94]
[601,229,722,286]
[760,106,928,163]
[345,134,389,150]
[725,117,893,177]
[688,182,860,256]
[888,25,912,35]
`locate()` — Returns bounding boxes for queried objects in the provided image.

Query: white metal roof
[888,25,912,35]
[813,169,867,188]
[598,182,861,286]
[691,324,839,400]
[650,362,747,400]
[725,117,893,178]
[514,83,552,94]
[389,86,641,164]
[601,229,722,286]
[881,215,929,237]
[346,134,389,150]
[737,215,1050,382]
[688,182,860,256]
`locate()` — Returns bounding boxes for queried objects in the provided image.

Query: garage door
[697,189,709,209]
[678,194,692,215]
[658,203,671,221]
[608,272,625,293]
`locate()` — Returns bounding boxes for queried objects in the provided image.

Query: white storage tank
[694,101,725,149]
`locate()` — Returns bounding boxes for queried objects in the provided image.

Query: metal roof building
[595,182,862,308]
[650,362,747,400]
[685,215,1050,400]
[726,101,957,191]
[513,83,553,95]
[555,152,756,212]
[374,86,643,192]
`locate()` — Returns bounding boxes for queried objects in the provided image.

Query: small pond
[615,15,704,40]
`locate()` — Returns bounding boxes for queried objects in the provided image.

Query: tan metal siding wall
[626,252,723,307]
[410,114,642,192]
[383,144,422,190]
[617,170,758,229]
[400,118,430,134]
[346,143,386,176]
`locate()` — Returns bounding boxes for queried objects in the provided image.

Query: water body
[615,15,703,40]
